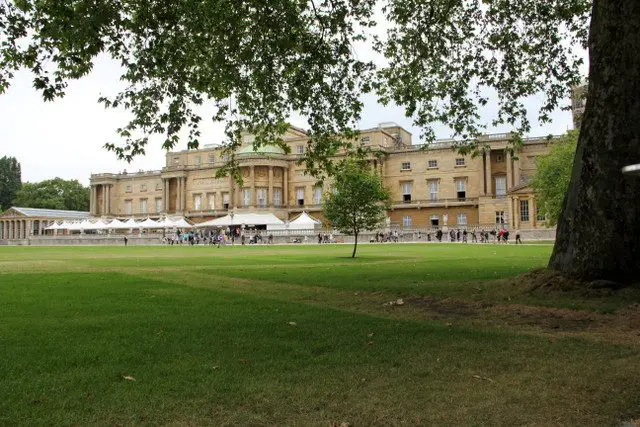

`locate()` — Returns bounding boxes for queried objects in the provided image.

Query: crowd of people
[161,227,274,246]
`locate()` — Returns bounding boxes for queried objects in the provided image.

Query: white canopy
[107,218,129,229]
[82,219,109,230]
[122,218,139,229]
[170,217,193,228]
[288,212,321,230]
[139,218,160,229]
[67,219,92,231]
[196,213,284,228]
[45,221,63,230]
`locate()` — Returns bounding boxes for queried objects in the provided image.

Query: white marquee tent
[196,213,284,229]
[288,212,321,230]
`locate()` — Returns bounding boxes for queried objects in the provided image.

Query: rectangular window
[155,198,163,213]
[222,193,230,209]
[173,157,180,165]
[273,188,282,207]
[495,176,507,197]
[194,194,202,210]
[256,188,267,207]
[140,199,147,214]
[125,185,132,193]
[207,154,215,163]
[520,200,530,222]
[208,193,215,210]
[428,159,438,168]
[496,211,506,224]
[402,216,412,229]
[125,200,132,215]
[455,158,466,166]
[430,215,439,226]
[296,145,305,154]
[195,156,201,166]
[243,188,251,207]
[455,178,466,199]
[361,136,371,142]
[536,206,545,221]
[295,169,305,177]
[401,182,412,203]
[313,186,323,205]
[296,187,305,206]
[457,213,467,225]
[428,179,439,201]
[155,182,162,191]
[401,162,411,170]
[140,183,147,192]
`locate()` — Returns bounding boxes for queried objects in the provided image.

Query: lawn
[0,243,638,425]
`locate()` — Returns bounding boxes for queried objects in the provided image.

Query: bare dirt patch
[406,296,640,345]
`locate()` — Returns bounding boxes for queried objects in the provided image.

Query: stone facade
[0,207,90,241]
[90,123,555,230]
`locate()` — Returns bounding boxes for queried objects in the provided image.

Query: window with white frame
[455,158,466,166]
[495,175,507,197]
[256,188,267,207]
[455,178,466,199]
[140,199,148,214]
[195,156,201,166]
[194,194,202,210]
[295,169,305,177]
[401,162,411,171]
[313,186,322,204]
[243,188,251,207]
[495,211,506,224]
[155,182,162,191]
[520,200,530,222]
[140,183,147,192]
[222,193,230,209]
[428,159,438,168]
[296,145,305,154]
[428,179,439,201]
[401,181,413,202]
[273,188,282,207]
[296,187,305,206]
[402,215,412,229]
[207,153,215,163]
[430,215,439,226]
[536,206,545,221]
[457,213,467,225]
[125,185,132,193]
[208,193,215,210]
[125,200,132,215]
[155,198,163,213]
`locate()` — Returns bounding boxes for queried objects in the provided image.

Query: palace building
[89,123,554,230]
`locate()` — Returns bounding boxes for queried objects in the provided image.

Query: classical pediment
[508,182,535,195]
[0,208,25,218]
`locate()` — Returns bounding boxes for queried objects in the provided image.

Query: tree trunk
[352,232,358,258]
[549,0,640,283]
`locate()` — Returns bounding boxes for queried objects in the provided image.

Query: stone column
[283,167,289,207]
[177,177,182,212]
[229,176,235,209]
[106,185,111,215]
[506,150,513,190]
[250,166,255,207]
[531,196,537,228]
[182,176,187,211]
[514,197,520,229]
[484,150,492,196]
[38,220,43,236]
[89,187,94,215]
[1,221,4,239]
[162,179,168,213]
[268,166,273,207]
[514,157,521,186]
[479,154,486,196]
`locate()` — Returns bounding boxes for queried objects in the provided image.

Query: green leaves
[12,178,90,211]
[0,156,22,211]
[323,160,390,257]
[531,130,578,226]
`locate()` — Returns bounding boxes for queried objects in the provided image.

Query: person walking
[516,229,522,244]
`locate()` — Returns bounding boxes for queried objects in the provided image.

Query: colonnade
[0,219,51,240]
[90,184,112,215]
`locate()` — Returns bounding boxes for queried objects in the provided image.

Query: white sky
[0,55,577,186]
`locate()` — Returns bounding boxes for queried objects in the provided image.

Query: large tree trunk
[549,0,640,282]
[352,232,358,258]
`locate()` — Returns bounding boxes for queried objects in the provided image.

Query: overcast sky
[1,54,577,186]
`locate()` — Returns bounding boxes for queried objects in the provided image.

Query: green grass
[0,244,639,425]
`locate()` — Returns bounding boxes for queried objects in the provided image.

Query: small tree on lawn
[323,160,390,258]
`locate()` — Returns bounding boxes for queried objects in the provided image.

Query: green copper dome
[237,144,286,155]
